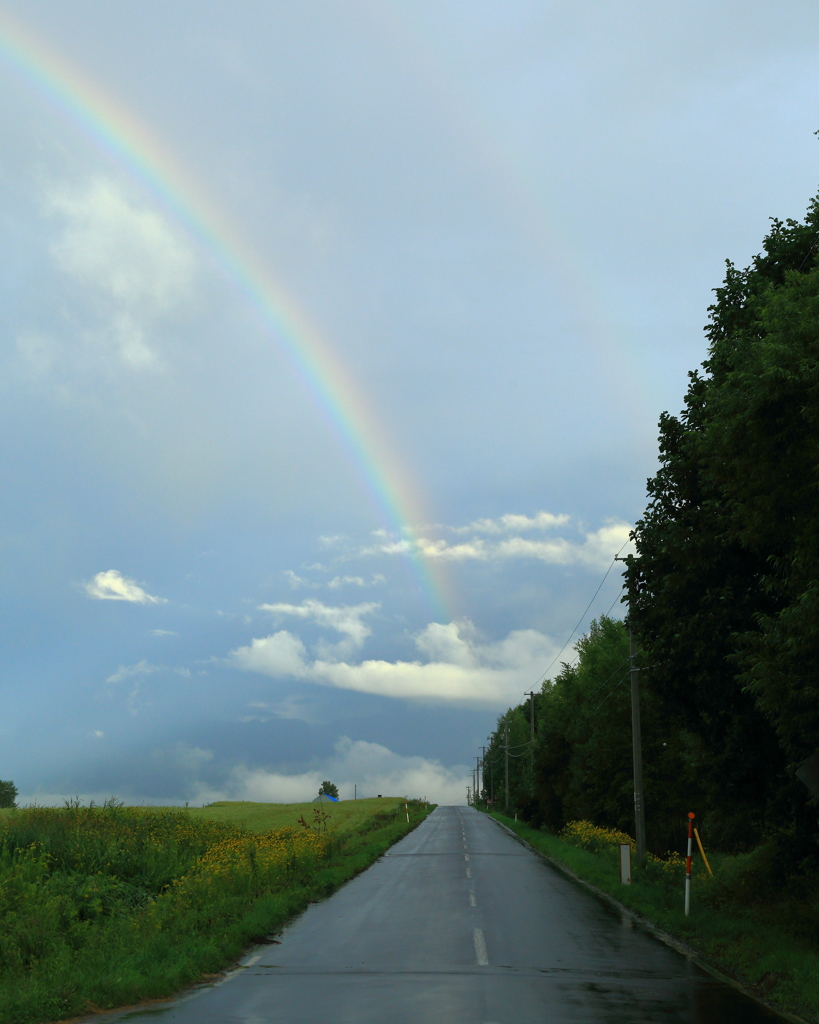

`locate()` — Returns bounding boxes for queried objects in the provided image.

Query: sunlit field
[190,796,409,834]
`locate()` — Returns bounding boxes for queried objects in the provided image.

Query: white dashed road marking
[473,928,489,966]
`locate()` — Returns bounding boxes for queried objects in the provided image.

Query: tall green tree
[491,616,711,852]
[626,193,819,853]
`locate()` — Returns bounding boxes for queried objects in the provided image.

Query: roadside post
[694,827,712,876]
[619,843,632,885]
[685,812,695,915]
[504,725,509,812]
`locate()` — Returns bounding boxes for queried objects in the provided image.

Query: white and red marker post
[684,811,695,916]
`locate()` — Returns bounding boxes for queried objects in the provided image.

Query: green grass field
[190,796,408,834]
[0,797,433,1024]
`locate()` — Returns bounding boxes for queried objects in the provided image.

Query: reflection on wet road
[92,806,788,1023]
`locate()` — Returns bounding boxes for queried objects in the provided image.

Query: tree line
[485,186,819,865]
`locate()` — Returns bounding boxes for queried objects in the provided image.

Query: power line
[580,654,632,706]
[527,539,630,692]
[587,670,631,716]
[602,585,625,620]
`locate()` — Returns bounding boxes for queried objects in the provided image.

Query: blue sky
[3,0,819,805]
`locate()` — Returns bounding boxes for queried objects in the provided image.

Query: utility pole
[504,724,510,812]
[480,746,487,805]
[629,628,647,865]
[616,554,647,867]
[524,691,535,795]
[486,736,493,805]
[475,756,482,805]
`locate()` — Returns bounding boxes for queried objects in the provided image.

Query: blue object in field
[326,794,338,801]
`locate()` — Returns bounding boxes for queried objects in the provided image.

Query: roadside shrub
[0,807,330,978]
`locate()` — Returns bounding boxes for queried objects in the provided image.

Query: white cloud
[493,522,633,568]
[44,176,195,370]
[361,518,632,571]
[105,660,160,685]
[193,736,469,805]
[450,511,571,534]
[327,575,366,589]
[230,618,556,705]
[85,570,165,604]
[233,631,309,678]
[104,659,161,716]
[282,570,318,590]
[150,629,178,636]
[258,599,379,648]
[49,177,193,310]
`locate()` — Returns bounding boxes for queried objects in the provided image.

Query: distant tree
[318,780,339,799]
[0,781,18,808]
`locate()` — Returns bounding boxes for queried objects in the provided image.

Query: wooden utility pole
[479,746,487,805]
[616,555,647,867]
[524,690,535,795]
[504,724,510,811]
[629,629,647,864]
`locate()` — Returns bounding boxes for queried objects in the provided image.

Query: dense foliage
[627,192,819,858]
[487,189,819,863]
[486,616,694,853]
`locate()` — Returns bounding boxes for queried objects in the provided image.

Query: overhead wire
[483,542,633,790]
[580,654,632,706]
[587,670,631,716]
[525,538,630,694]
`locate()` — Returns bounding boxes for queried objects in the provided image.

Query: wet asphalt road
[99,806,788,1024]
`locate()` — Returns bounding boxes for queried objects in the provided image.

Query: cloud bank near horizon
[18,736,470,807]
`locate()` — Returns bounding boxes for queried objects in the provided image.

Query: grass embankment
[0,798,433,1024]
[488,811,819,1022]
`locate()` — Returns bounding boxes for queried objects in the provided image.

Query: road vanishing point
[90,806,789,1024]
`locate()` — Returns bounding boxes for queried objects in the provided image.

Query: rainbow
[0,10,449,619]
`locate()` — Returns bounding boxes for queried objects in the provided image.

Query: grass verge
[0,799,433,1024]
[487,810,819,1023]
